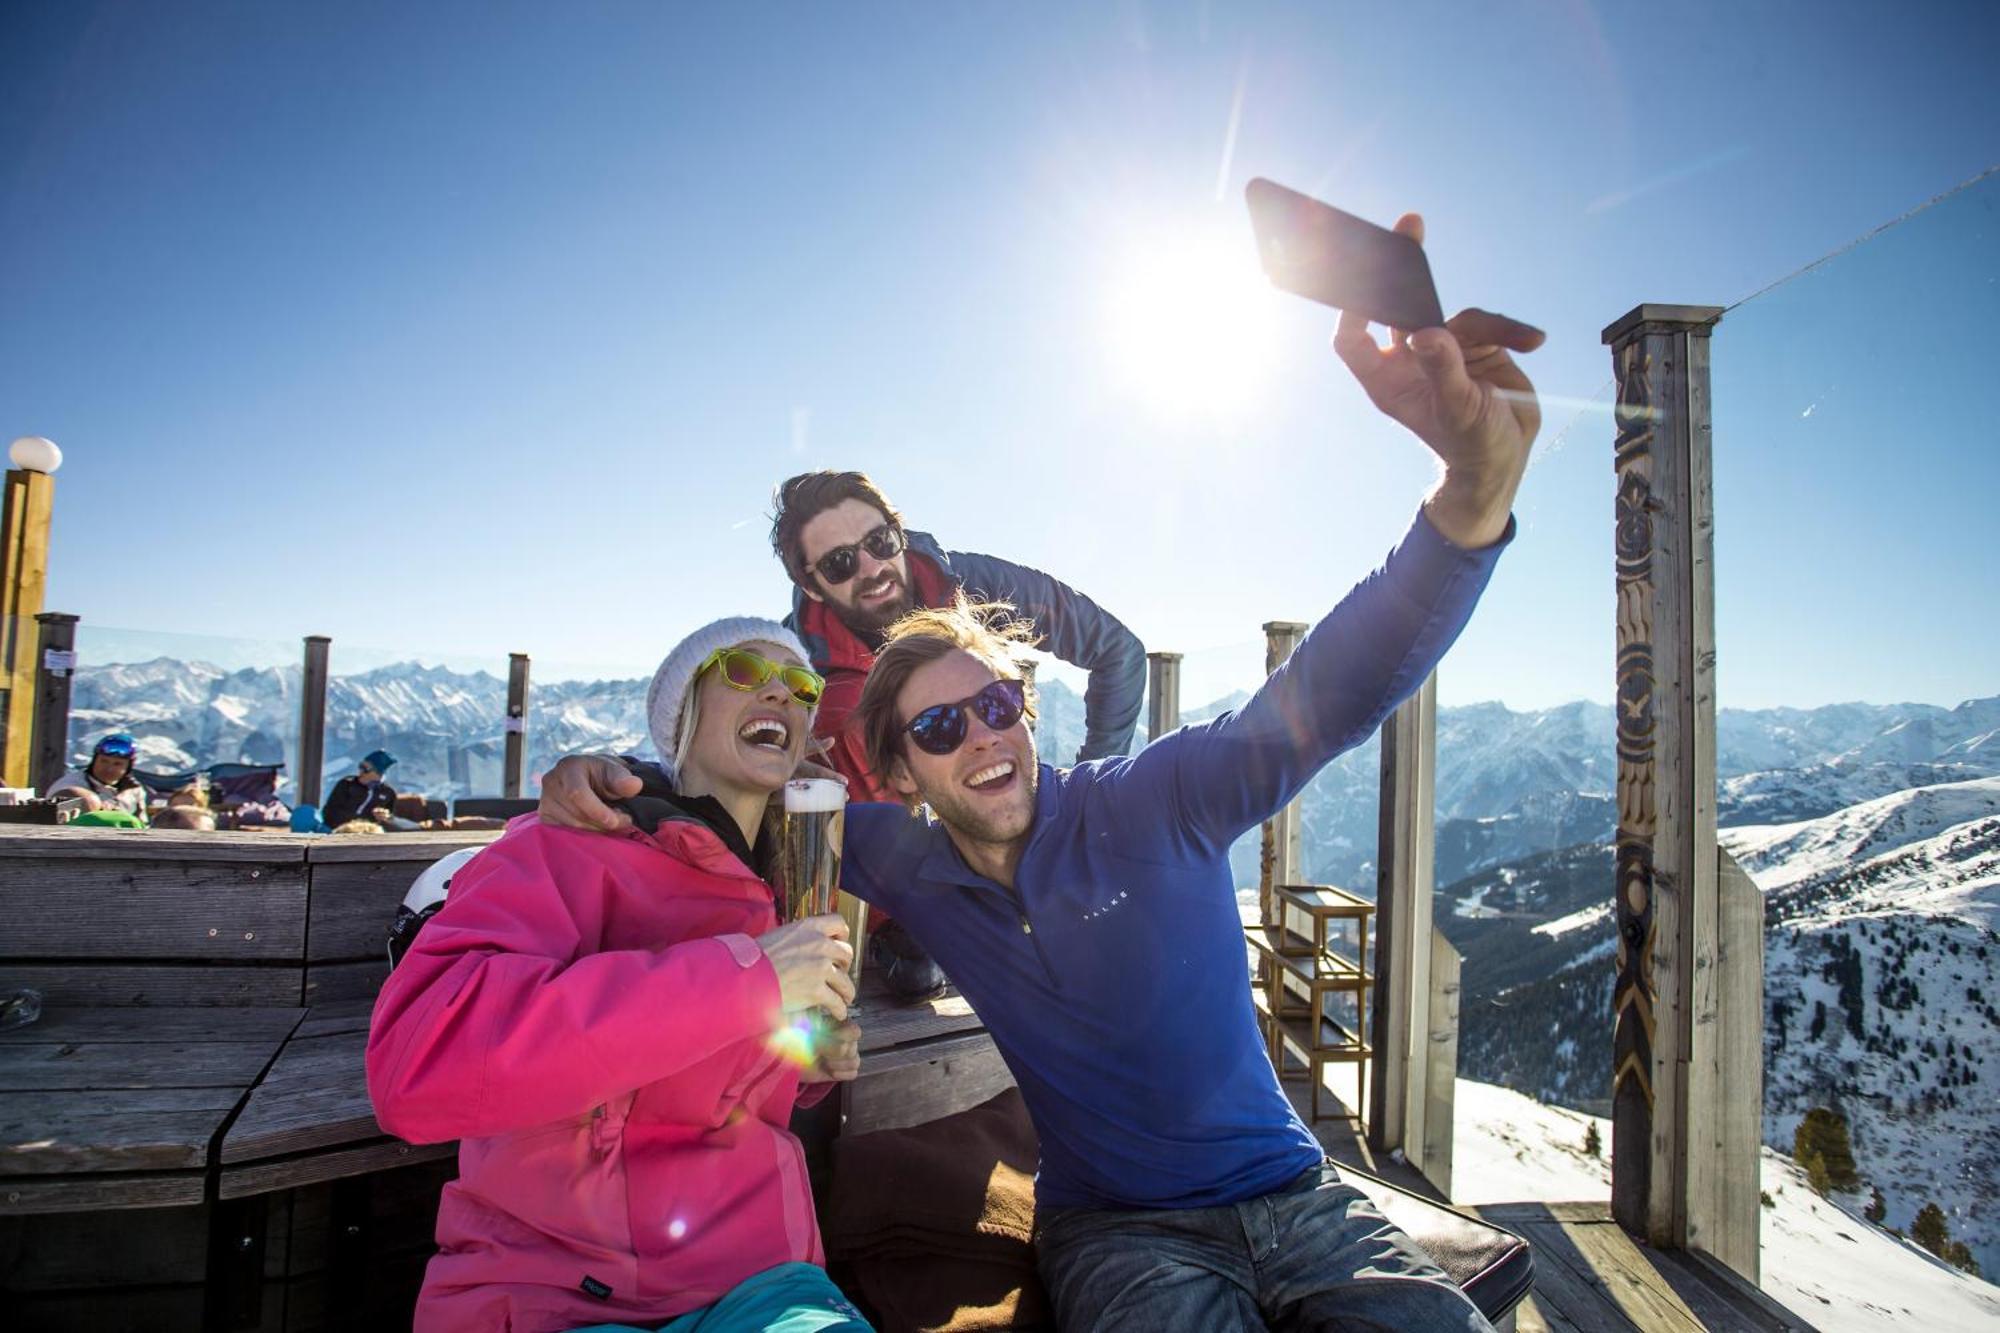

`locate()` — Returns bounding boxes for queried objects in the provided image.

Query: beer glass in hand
[779,778,866,1012]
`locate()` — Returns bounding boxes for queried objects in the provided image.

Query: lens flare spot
[768,1017,817,1068]
[668,1218,688,1241]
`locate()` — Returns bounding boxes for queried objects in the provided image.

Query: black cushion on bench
[1340,1164,1536,1324]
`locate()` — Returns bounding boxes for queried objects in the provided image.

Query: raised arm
[1122,510,1507,858]
[950,550,1147,762]
[1106,211,1540,856]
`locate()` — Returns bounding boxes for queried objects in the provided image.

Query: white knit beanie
[646,616,814,781]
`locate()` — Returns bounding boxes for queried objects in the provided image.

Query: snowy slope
[1449,1079,2000,1331]
[1755,809,2000,1280]
[1724,774,2000,900]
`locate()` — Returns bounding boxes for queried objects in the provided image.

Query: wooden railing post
[1259,622,1308,925]
[297,636,331,808]
[1370,671,1449,1193]
[1604,303,1755,1277]
[1,450,58,788]
[503,653,530,798]
[29,612,77,794]
[1145,651,1182,742]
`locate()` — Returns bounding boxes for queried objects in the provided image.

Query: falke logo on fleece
[579,1275,613,1300]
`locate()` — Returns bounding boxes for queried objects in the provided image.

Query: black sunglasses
[810,523,907,586]
[904,678,1028,756]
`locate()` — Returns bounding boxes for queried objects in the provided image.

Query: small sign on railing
[503,717,525,734]
[42,649,76,677]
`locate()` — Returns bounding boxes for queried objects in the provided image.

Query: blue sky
[4,1,1995,710]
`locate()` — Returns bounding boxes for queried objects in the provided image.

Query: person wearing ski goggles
[47,731,150,820]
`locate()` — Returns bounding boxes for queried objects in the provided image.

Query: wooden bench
[0,826,494,1330]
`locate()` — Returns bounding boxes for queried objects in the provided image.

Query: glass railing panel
[1711,170,1999,1291]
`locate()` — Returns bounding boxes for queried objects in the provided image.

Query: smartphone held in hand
[1245,177,1445,331]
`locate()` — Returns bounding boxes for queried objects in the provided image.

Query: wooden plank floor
[1274,1066,1816,1332]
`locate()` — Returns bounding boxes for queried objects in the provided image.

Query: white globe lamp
[8,437,62,474]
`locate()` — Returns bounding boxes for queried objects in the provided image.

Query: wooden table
[219,999,454,1201]
[0,1006,303,1215]
[842,971,1002,1137]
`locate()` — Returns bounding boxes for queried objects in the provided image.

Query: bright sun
[1103,225,1284,422]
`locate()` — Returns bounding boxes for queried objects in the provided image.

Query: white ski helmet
[386,845,484,967]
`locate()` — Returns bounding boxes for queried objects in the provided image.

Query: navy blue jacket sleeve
[947,549,1147,762]
[1106,509,1509,860]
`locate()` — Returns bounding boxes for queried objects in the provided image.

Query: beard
[831,572,917,639]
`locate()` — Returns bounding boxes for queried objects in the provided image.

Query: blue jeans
[1035,1162,1494,1332]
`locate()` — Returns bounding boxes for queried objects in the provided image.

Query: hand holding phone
[1244,178,1445,330]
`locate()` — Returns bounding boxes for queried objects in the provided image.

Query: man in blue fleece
[542,212,1540,1329]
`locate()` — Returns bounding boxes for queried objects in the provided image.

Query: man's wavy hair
[853,596,1040,798]
[769,471,905,588]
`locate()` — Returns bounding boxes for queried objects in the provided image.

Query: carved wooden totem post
[1605,304,1761,1275]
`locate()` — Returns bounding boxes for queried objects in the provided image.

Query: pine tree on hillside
[1583,1121,1601,1158]
[1804,1151,1831,1198]
[1864,1187,1886,1224]
[1943,1241,1982,1279]
[1896,1200,1976,1272]
[1909,1204,1985,1276]
[1912,1203,1950,1256]
[1793,1107,1860,1192]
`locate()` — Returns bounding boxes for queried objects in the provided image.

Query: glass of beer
[779,777,866,1002]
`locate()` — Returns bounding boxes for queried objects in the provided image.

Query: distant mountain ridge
[68,657,2000,835]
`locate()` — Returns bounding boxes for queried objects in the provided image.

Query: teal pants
[570,1261,872,1333]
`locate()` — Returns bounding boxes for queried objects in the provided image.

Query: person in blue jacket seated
[541,213,1541,1331]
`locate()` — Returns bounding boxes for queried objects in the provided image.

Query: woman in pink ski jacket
[367,618,870,1333]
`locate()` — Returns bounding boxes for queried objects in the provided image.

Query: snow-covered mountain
[1448,779,2000,1282]
[66,657,656,800]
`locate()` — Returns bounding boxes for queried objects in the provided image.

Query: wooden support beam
[502,653,530,799]
[1145,651,1183,742]
[1,467,56,788]
[297,637,331,808]
[1603,303,1732,1257]
[1259,622,1308,925]
[1370,672,1438,1163]
[1420,926,1461,1199]
[30,612,78,794]
[1695,848,1764,1283]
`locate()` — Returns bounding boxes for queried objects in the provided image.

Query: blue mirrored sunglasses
[903,679,1027,756]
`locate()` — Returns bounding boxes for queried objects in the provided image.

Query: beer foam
[783,777,846,813]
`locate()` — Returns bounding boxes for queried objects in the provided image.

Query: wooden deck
[1281,1068,1817,1332]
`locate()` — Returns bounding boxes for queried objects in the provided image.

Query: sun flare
[1103,225,1283,422]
